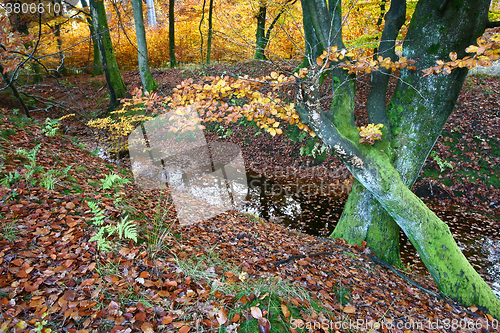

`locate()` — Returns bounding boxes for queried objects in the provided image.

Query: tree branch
[438,0,450,12]
[0,62,30,117]
[366,0,406,142]
[487,21,500,28]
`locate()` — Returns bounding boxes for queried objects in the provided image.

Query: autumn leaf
[231,313,240,323]
[250,306,263,319]
[343,305,356,314]
[258,317,271,333]
[358,123,384,145]
[216,307,228,325]
[177,326,190,333]
[141,322,154,333]
[281,304,290,318]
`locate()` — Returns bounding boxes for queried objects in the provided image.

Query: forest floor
[0,62,499,333]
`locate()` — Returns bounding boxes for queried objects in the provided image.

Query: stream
[97,147,500,294]
[240,170,500,295]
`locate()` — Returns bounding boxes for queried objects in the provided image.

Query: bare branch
[486,21,500,28]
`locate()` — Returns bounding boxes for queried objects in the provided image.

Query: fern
[87,200,137,252]
[87,200,106,225]
[0,171,21,187]
[62,165,73,174]
[40,173,57,190]
[430,151,453,172]
[101,173,130,190]
[17,144,41,168]
[39,166,73,190]
[89,228,113,253]
[116,215,138,242]
[40,118,60,137]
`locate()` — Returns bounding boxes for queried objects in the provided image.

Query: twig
[486,21,500,28]
[363,252,441,298]
[272,251,334,266]
[438,0,450,12]
[273,247,482,318]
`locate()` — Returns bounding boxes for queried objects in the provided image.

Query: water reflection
[241,171,500,287]
[240,171,344,235]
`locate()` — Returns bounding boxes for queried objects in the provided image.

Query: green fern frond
[89,228,113,252]
[62,165,73,174]
[116,215,138,242]
[40,174,56,190]
[87,200,106,225]
[101,173,131,190]
[16,144,41,166]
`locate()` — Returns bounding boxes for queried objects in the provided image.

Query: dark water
[240,170,500,293]
[241,170,345,236]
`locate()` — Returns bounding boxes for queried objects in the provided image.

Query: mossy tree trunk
[89,0,127,109]
[206,0,214,64]
[300,0,500,318]
[80,0,103,76]
[333,0,406,265]
[255,6,267,60]
[131,0,158,92]
[255,0,296,61]
[169,0,177,68]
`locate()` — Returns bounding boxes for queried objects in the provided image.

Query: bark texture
[169,0,177,68]
[206,0,214,63]
[80,0,103,76]
[299,0,500,318]
[131,0,158,92]
[89,0,127,109]
[333,0,492,265]
[255,6,267,60]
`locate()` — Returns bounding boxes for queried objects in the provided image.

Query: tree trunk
[332,0,491,268]
[54,23,67,77]
[255,6,267,60]
[89,0,127,109]
[169,0,177,68]
[255,1,295,61]
[299,0,500,318]
[206,0,214,64]
[333,0,406,265]
[80,0,103,76]
[131,0,158,92]
[305,103,500,319]
[0,63,30,118]
[299,0,324,67]
[145,0,157,28]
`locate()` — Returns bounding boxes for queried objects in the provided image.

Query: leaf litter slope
[0,66,499,332]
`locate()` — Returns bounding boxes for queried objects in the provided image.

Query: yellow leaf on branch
[358,123,384,145]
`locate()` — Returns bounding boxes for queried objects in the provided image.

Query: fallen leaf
[63,290,76,301]
[216,307,227,325]
[251,306,262,319]
[135,312,146,321]
[281,304,290,318]
[343,305,356,314]
[258,317,271,333]
[141,322,154,333]
[178,326,190,333]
